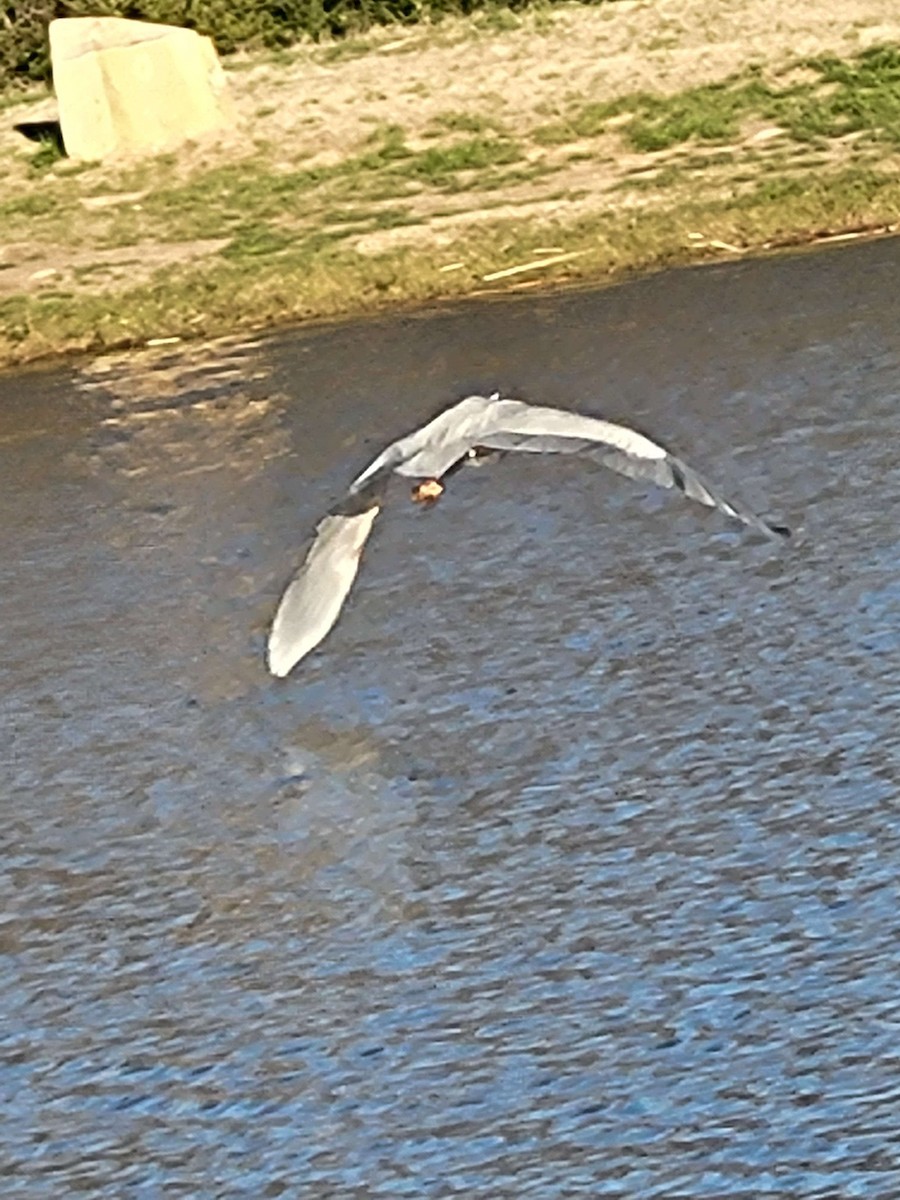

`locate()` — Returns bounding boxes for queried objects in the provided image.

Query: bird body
[267,394,788,677]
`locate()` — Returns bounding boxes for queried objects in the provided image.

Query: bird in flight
[267,393,788,677]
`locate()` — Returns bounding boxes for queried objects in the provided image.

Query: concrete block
[49,17,234,160]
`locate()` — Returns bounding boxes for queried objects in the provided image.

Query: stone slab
[49,17,234,160]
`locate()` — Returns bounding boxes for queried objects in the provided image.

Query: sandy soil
[2,0,899,300]
[225,0,900,162]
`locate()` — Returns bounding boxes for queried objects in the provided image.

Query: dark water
[3,238,900,1197]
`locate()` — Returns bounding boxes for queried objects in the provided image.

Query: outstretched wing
[349,395,501,493]
[586,445,789,538]
[476,399,789,540]
[267,505,381,677]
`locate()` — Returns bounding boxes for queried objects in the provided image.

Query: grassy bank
[2,15,900,369]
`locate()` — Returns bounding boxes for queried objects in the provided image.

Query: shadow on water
[3,238,900,1195]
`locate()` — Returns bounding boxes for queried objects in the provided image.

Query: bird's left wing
[477,399,789,539]
[267,505,381,677]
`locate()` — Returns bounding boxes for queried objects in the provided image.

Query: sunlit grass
[0,191,59,219]
[407,136,522,182]
[28,135,65,173]
[535,44,900,151]
[426,110,509,136]
[3,43,900,367]
[4,163,899,368]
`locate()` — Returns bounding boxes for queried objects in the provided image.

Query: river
[3,237,900,1196]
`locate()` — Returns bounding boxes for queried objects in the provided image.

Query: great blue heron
[267,393,789,677]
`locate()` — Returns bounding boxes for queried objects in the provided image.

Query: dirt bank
[2,0,900,366]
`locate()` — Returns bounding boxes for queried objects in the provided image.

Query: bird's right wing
[477,399,789,539]
[267,505,381,677]
[589,444,789,538]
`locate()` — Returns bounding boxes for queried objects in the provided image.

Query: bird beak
[411,479,444,504]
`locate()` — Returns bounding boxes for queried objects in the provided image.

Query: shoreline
[6,218,898,378]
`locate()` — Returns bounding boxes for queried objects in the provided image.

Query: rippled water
[4,239,900,1196]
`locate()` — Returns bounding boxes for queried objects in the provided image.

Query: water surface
[3,239,900,1196]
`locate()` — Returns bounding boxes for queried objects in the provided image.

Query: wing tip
[764,520,791,540]
[266,643,295,678]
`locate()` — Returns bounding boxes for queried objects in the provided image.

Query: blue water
[3,237,900,1196]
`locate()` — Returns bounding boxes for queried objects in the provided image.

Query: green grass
[319,204,415,227]
[534,80,776,150]
[52,127,522,249]
[462,160,555,191]
[0,191,59,218]
[780,45,900,142]
[320,36,384,65]
[426,110,508,136]
[407,136,522,182]
[3,162,898,368]
[28,136,65,172]
[614,163,687,192]
[535,45,900,152]
[220,222,297,260]
[471,7,521,34]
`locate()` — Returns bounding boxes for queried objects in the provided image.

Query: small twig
[762,221,897,250]
[482,250,587,282]
[706,238,744,254]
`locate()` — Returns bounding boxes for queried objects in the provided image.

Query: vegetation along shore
[2,0,900,368]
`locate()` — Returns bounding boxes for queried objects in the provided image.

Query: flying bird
[267,393,788,677]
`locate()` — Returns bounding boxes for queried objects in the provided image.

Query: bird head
[411,478,444,504]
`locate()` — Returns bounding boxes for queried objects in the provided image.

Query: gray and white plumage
[267,393,788,677]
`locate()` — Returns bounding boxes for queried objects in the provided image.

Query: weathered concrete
[49,17,234,161]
